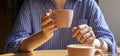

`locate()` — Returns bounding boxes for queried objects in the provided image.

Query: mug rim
[54,9,73,11]
[53,9,73,13]
[67,44,94,49]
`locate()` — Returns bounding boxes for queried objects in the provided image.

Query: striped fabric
[4,0,117,53]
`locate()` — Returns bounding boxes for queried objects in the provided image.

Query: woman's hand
[19,9,58,52]
[41,9,57,39]
[72,24,95,45]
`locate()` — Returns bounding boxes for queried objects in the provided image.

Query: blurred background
[99,0,120,44]
[0,0,24,54]
[0,0,120,54]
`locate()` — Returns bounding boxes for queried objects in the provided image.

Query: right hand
[41,9,58,39]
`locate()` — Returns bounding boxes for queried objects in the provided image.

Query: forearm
[19,31,52,52]
[93,39,108,52]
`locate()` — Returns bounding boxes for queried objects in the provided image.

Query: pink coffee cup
[53,9,73,28]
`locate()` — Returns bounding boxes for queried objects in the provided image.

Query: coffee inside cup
[67,44,93,49]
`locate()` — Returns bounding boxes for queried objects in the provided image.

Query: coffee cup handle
[95,49,104,56]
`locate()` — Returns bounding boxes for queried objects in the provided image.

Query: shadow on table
[14,51,33,56]
[13,52,120,56]
[1,50,120,56]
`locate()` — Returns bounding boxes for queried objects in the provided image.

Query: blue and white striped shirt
[5,0,117,53]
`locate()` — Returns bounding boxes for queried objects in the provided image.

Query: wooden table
[0,49,120,56]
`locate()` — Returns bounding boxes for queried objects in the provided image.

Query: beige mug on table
[67,44,104,56]
[52,9,73,28]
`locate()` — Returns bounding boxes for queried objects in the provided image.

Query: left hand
[72,24,96,45]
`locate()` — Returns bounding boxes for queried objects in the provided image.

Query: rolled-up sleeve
[4,0,32,53]
[87,0,117,53]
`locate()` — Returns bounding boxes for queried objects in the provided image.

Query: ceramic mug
[67,44,104,56]
[53,9,73,28]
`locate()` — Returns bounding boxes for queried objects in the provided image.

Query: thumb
[48,9,52,14]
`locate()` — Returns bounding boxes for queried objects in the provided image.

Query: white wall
[99,0,120,43]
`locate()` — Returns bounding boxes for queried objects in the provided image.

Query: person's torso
[29,0,89,50]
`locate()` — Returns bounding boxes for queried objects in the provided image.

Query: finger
[48,9,52,14]
[72,27,78,37]
[76,32,82,41]
[80,26,91,35]
[42,22,56,31]
[83,31,92,38]
[78,24,88,29]
[89,27,95,38]
[82,36,92,45]
[83,27,95,45]
[79,36,85,44]
[72,27,77,32]
[74,24,88,36]
[84,39,90,45]
[42,13,51,20]
[87,37,94,45]
[72,24,88,37]
[42,9,52,20]
[81,31,92,44]
[72,27,80,37]
[41,17,53,27]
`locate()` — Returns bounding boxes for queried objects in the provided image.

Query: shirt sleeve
[86,0,117,53]
[4,0,32,53]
